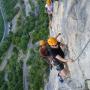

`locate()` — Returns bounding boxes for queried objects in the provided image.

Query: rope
[73,3,90,61]
[74,39,90,61]
[72,39,90,80]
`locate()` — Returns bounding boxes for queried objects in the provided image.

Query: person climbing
[39,33,61,67]
[45,0,53,18]
[39,40,54,69]
[47,37,73,81]
[55,33,71,77]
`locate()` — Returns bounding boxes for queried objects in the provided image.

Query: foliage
[2,0,18,21]
[0,13,4,41]
[0,51,23,90]
[27,48,49,90]
[28,0,49,44]
[23,0,49,89]
[0,71,6,89]
[11,23,30,51]
[0,58,3,64]
[29,0,35,11]
[0,35,11,57]
[0,0,49,89]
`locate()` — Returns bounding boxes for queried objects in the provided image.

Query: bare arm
[56,55,74,63]
[55,33,61,39]
[56,55,68,63]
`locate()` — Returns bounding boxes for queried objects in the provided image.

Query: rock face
[63,0,90,89]
[46,0,90,90]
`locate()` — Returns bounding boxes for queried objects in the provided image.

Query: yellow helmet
[46,0,51,6]
[47,37,57,46]
[39,40,46,46]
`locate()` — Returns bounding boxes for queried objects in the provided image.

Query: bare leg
[58,69,66,79]
[64,63,71,78]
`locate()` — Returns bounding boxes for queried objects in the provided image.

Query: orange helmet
[39,40,46,46]
[46,0,51,6]
[47,37,57,46]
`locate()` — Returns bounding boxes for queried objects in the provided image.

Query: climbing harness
[58,74,64,83]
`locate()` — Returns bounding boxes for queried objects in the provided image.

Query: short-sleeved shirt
[49,43,65,70]
[49,43,65,58]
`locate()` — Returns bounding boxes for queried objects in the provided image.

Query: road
[0,1,9,45]
[0,44,14,71]
[23,50,30,90]
[23,0,31,16]
[0,1,13,71]
[32,0,39,16]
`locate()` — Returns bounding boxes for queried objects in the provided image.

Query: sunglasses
[52,44,57,46]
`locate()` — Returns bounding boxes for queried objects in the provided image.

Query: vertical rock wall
[63,0,90,89]
[46,0,90,90]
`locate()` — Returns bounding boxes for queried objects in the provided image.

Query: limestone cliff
[45,0,90,90]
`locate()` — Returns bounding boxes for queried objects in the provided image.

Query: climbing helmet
[47,37,58,46]
[39,40,47,46]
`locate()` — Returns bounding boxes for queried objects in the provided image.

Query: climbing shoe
[58,73,64,83]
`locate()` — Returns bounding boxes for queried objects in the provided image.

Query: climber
[39,33,65,65]
[39,33,62,68]
[39,40,54,69]
[47,37,73,80]
[45,0,53,19]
